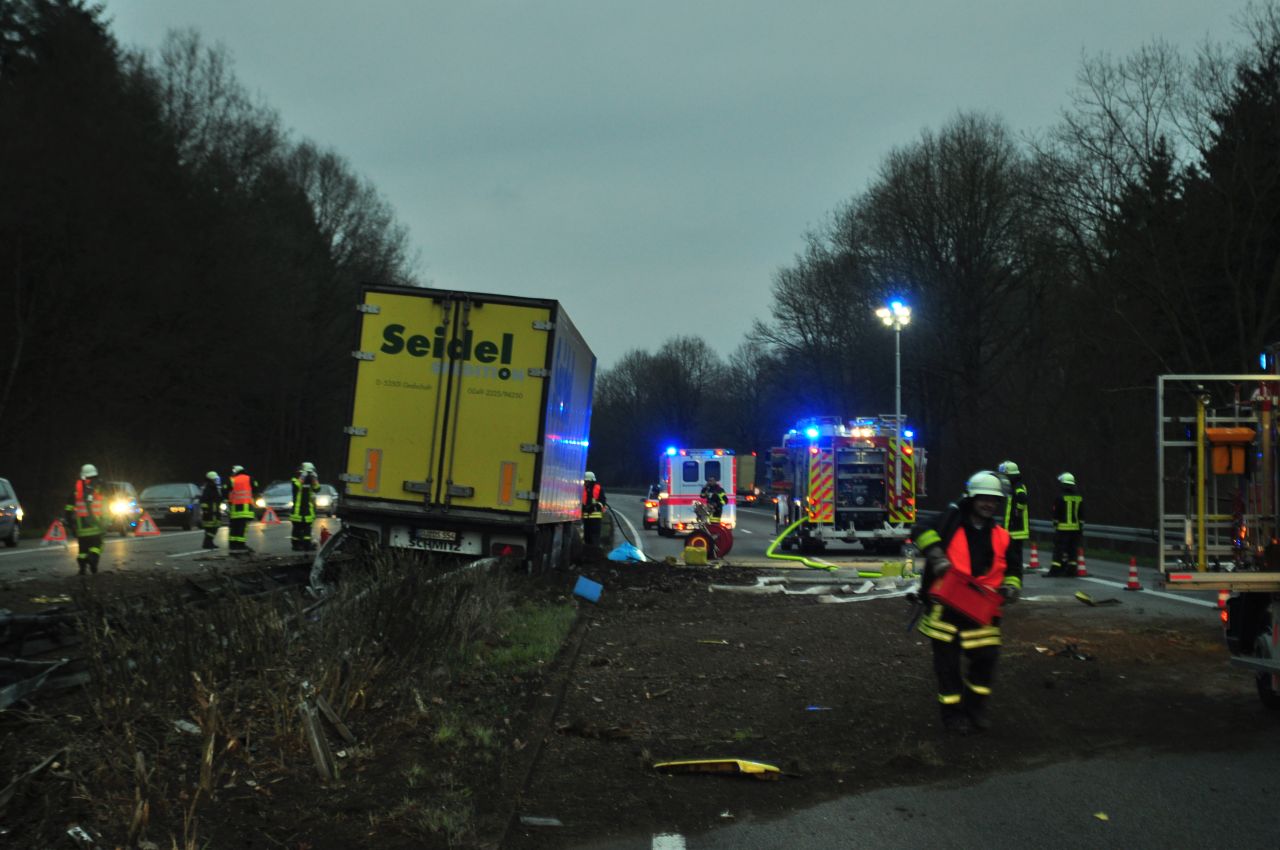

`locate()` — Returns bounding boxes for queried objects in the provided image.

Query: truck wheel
[1253,627,1280,710]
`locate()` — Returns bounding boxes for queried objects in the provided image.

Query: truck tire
[1253,624,1280,710]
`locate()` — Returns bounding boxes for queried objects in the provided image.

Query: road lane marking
[1081,575,1216,608]
[168,549,210,558]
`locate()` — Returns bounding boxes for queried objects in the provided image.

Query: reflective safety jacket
[913,505,1017,644]
[290,475,319,522]
[1003,482,1030,540]
[582,482,606,520]
[66,479,104,537]
[228,473,256,519]
[1053,491,1083,531]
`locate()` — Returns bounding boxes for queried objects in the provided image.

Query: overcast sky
[107,1,1247,370]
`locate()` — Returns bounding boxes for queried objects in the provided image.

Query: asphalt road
[591,496,1267,850]
[611,495,1222,616]
[0,515,342,583]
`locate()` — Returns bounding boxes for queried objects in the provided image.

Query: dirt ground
[1,554,1271,849]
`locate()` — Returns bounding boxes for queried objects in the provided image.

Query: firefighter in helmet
[290,462,321,551]
[199,471,222,550]
[64,464,105,575]
[699,475,728,522]
[226,464,258,554]
[995,460,1030,575]
[1049,472,1084,577]
[912,470,1021,734]
[582,471,607,545]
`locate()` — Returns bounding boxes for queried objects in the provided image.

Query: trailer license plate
[413,528,460,551]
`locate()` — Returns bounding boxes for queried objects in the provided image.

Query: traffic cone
[42,520,69,546]
[1218,588,1229,610]
[1076,546,1089,577]
[1124,557,1143,591]
[1028,541,1041,574]
[319,526,331,546]
[134,511,161,537]
[261,507,282,525]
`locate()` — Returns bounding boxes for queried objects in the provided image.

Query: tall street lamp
[876,300,911,507]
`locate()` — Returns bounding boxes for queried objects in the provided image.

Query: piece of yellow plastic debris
[1093,812,1109,821]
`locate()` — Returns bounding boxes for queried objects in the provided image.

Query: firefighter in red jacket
[225,465,258,554]
[912,471,1021,734]
[582,471,607,545]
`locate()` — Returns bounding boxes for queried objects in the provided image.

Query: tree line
[590,5,1280,527]
[0,0,415,522]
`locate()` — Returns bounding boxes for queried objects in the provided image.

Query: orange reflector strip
[499,461,517,506]
[364,449,382,493]
[1167,573,1194,582]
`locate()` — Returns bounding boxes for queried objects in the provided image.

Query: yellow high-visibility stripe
[938,693,962,705]
[964,680,992,696]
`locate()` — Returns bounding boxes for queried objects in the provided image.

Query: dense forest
[588,6,1280,526]
[4,0,1280,529]
[0,1,415,520]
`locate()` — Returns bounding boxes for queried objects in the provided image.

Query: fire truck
[655,447,737,536]
[770,415,925,554]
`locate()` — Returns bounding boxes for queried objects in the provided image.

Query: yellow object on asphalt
[653,758,781,780]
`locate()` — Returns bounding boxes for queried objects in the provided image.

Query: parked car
[256,480,293,519]
[0,477,23,547]
[100,480,141,535]
[643,483,664,530]
[138,483,203,531]
[315,484,340,517]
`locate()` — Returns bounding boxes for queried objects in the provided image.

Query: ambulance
[655,447,737,535]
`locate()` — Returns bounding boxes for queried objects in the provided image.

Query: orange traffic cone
[134,511,161,537]
[1218,588,1230,610]
[1124,556,1143,591]
[1028,541,1041,574]
[261,507,282,526]
[1076,546,1089,577]
[42,520,69,546]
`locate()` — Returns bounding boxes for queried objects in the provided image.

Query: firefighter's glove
[924,548,952,578]
[999,586,1020,604]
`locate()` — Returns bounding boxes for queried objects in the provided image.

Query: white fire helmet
[1058,472,1076,486]
[80,464,98,478]
[964,470,1006,499]
[584,471,596,482]
[206,471,219,481]
[301,462,317,474]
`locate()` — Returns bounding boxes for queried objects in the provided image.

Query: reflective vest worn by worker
[582,482,605,520]
[228,473,255,519]
[916,514,1014,648]
[67,479,104,537]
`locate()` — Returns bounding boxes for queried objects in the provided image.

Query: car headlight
[219,502,227,512]
[255,497,265,508]
[15,507,22,521]
[111,499,129,515]
[316,495,332,508]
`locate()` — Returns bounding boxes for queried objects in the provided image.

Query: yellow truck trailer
[330,285,596,571]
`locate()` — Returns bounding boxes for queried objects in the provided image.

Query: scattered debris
[805,705,832,711]
[519,815,564,828]
[29,595,71,605]
[574,576,603,603]
[1053,643,1095,661]
[1075,591,1121,607]
[653,758,781,780]
[172,719,201,736]
[1093,812,1110,821]
[697,639,730,645]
